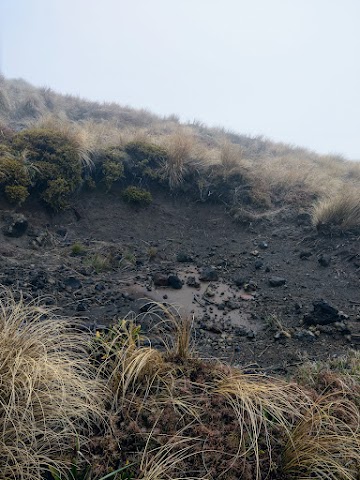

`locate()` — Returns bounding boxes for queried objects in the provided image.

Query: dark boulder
[199,266,219,282]
[269,276,286,287]
[2,214,28,237]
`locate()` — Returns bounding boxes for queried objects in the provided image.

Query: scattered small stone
[94,283,105,291]
[269,276,286,287]
[186,276,200,288]
[2,214,28,237]
[153,272,169,287]
[303,300,344,326]
[63,277,82,290]
[258,241,268,249]
[176,252,193,263]
[56,227,67,237]
[233,275,247,287]
[168,274,183,289]
[254,260,263,270]
[199,266,219,282]
[299,251,312,260]
[244,281,257,292]
[318,254,331,267]
[295,329,316,342]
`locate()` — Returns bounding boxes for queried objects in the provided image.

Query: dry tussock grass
[282,396,360,479]
[30,115,95,172]
[2,76,360,228]
[0,291,106,480]
[92,307,360,479]
[157,130,209,189]
[312,188,360,230]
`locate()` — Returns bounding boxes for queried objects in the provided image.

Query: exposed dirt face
[0,188,359,374]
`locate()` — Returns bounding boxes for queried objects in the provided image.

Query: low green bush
[11,128,82,209]
[124,140,167,181]
[122,186,152,206]
[4,185,29,205]
[101,149,125,191]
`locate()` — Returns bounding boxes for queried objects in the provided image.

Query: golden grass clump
[31,115,95,172]
[158,130,207,189]
[0,291,105,480]
[312,188,360,230]
[214,372,311,479]
[91,306,360,479]
[282,396,360,479]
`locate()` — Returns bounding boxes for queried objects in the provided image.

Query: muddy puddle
[125,267,263,333]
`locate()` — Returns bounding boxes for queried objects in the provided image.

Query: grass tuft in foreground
[0,290,106,480]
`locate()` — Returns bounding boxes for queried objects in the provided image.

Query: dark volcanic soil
[1,189,359,374]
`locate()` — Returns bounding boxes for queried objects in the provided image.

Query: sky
[1,0,359,159]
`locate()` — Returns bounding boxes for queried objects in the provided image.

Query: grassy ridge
[1,76,360,230]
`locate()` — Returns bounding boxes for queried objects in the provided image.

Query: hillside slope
[0,76,359,479]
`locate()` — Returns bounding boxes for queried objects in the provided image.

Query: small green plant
[41,177,71,210]
[100,147,126,191]
[71,242,86,256]
[122,186,152,206]
[84,253,111,273]
[4,184,29,205]
[11,128,83,209]
[124,141,167,180]
[147,246,157,260]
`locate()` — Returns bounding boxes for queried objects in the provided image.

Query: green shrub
[0,157,30,186]
[12,128,82,209]
[122,186,153,206]
[124,141,167,180]
[4,185,29,205]
[71,242,86,256]
[125,141,167,165]
[41,177,71,211]
[84,254,111,273]
[101,150,125,191]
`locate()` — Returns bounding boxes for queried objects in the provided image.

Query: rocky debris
[294,329,316,342]
[199,266,219,282]
[63,277,82,291]
[299,250,312,260]
[29,270,48,290]
[254,260,263,270]
[269,276,286,287]
[303,300,348,326]
[29,230,50,248]
[152,272,183,289]
[56,227,67,237]
[168,274,183,289]
[244,281,257,292]
[176,252,193,263]
[153,272,169,287]
[233,275,247,287]
[318,254,331,267]
[186,276,200,288]
[2,213,28,237]
[258,241,268,250]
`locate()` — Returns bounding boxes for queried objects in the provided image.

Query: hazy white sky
[1,0,359,158]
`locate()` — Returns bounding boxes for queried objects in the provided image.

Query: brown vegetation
[1,76,359,230]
